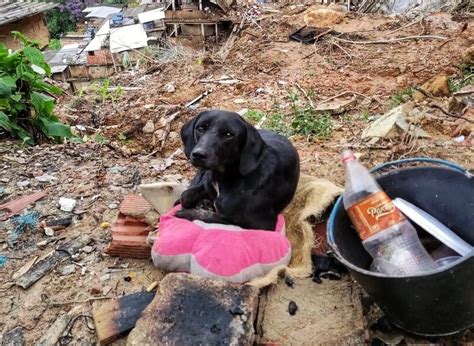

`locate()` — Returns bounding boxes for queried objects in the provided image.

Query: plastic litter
[9,212,39,246]
[0,254,7,267]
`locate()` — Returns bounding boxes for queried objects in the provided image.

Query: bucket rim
[327,157,473,279]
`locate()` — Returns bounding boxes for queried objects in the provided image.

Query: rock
[314,98,357,115]
[16,180,30,189]
[35,174,57,183]
[259,278,365,344]
[165,83,175,93]
[127,273,259,346]
[414,74,450,101]
[59,197,77,212]
[44,227,54,237]
[108,203,118,210]
[361,104,431,140]
[142,120,155,134]
[61,264,75,276]
[1,326,24,346]
[90,287,101,295]
[303,8,345,27]
[168,131,179,141]
[82,245,94,253]
[100,274,111,281]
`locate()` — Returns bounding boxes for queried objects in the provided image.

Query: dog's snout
[191,150,206,161]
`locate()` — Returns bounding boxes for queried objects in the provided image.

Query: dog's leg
[175,208,229,224]
[180,170,213,209]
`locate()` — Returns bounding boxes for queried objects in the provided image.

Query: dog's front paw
[175,208,196,221]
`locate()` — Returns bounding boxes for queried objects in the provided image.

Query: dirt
[1,3,473,344]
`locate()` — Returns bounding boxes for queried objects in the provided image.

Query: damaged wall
[365,0,470,15]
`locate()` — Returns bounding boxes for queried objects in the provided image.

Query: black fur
[176,110,300,231]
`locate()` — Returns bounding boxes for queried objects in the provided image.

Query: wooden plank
[92,290,156,345]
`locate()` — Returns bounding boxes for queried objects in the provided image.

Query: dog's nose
[191,150,206,161]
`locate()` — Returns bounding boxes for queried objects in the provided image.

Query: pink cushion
[151,205,291,283]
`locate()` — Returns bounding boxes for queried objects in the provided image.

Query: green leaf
[31,92,54,115]
[10,93,21,102]
[23,47,51,76]
[0,111,12,131]
[37,117,73,138]
[0,76,16,97]
[0,111,32,144]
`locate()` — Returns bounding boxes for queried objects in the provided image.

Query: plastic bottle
[341,150,438,275]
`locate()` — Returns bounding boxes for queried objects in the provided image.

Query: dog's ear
[239,123,265,175]
[181,114,199,158]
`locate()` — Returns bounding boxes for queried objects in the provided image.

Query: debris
[289,26,338,44]
[127,273,259,345]
[44,228,55,237]
[198,76,241,85]
[100,222,110,229]
[1,326,24,346]
[414,74,450,101]
[142,120,155,134]
[16,180,30,189]
[35,174,58,183]
[146,281,158,292]
[100,274,111,281]
[302,7,345,27]
[40,217,72,231]
[0,191,47,221]
[140,182,186,215]
[123,276,132,282]
[82,245,94,253]
[333,35,447,45]
[59,197,77,212]
[9,212,39,246]
[108,203,118,210]
[35,307,81,346]
[361,104,431,140]
[314,97,357,115]
[92,290,156,345]
[165,83,175,93]
[0,254,7,268]
[288,301,298,315]
[15,236,90,289]
[90,287,102,295]
[61,264,76,276]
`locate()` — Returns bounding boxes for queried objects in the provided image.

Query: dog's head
[181,110,265,175]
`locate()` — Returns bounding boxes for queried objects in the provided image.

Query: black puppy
[176,110,300,231]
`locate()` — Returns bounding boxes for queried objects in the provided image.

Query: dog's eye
[196,126,205,133]
[225,132,234,139]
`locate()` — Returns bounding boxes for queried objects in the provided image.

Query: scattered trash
[108,203,118,210]
[100,222,110,229]
[40,217,73,231]
[0,253,7,267]
[0,191,46,221]
[288,301,298,315]
[35,174,58,183]
[361,104,431,140]
[9,212,39,247]
[92,290,156,345]
[342,150,437,275]
[59,197,77,212]
[165,83,175,93]
[44,228,55,237]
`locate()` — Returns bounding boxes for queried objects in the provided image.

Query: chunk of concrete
[127,273,260,346]
[259,277,365,344]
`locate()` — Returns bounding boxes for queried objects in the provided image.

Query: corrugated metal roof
[0,1,59,26]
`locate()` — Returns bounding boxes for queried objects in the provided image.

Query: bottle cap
[341,150,355,163]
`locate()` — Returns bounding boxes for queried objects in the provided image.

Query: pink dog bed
[151,205,291,283]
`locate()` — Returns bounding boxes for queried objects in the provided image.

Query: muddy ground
[1,3,473,345]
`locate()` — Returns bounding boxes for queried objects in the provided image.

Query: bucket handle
[370,157,470,176]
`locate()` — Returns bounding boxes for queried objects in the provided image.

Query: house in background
[0,1,58,50]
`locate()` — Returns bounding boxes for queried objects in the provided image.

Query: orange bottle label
[346,191,406,240]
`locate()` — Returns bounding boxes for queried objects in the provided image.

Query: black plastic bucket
[327,158,474,336]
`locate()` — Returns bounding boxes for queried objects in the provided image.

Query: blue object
[112,12,124,26]
[9,212,39,247]
[0,254,7,267]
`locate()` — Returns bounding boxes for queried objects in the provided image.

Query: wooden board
[92,290,156,345]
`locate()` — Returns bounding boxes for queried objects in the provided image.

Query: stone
[82,245,94,253]
[16,180,30,189]
[44,227,54,237]
[165,83,175,93]
[108,203,118,210]
[303,8,345,27]
[361,104,431,140]
[59,197,77,212]
[414,74,450,101]
[61,264,75,276]
[35,174,57,183]
[259,278,365,344]
[168,131,179,141]
[127,273,260,346]
[100,274,111,281]
[314,98,357,115]
[142,120,155,134]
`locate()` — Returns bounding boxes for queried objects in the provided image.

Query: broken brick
[127,273,260,345]
[0,191,47,221]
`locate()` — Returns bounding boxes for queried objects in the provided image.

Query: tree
[46,0,85,39]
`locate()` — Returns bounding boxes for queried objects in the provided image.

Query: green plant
[45,8,77,40]
[360,110,370,122]
[448,63,473,93]
[265,112,289,135]
[48,39,61,50]
[290,109,333,139]
[0,32,74,145]
[391,86,414,106]
[245,110,265,124]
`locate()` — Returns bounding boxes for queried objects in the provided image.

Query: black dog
[175,110,300,231]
